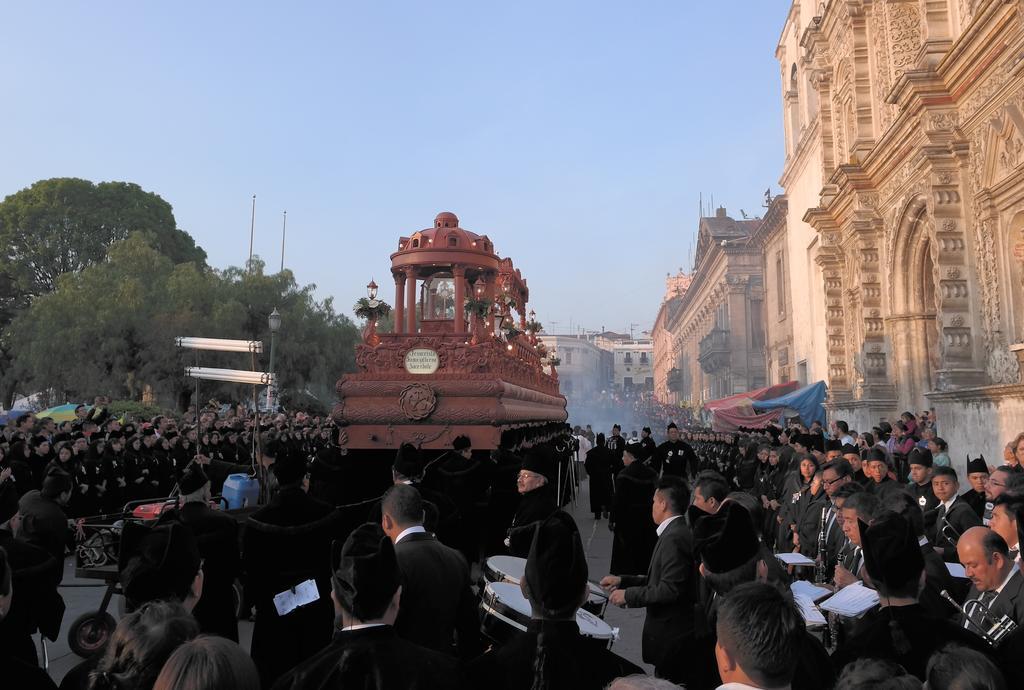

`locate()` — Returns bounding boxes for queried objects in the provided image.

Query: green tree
[0,178,207,403]
[7,236,358,411]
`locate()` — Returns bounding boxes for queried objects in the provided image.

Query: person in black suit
[962,456,990,519]
[601,475,697,684]
[609,439,657,576]
[606,424,626,475]
[908,448,939,530]
[243,444,344,688]
[380,483,481,659]
[653,422,697,478]
[430,435,492,564]
[157,462,241,641]
[956,526,1024,634]
[0,499,63,669]
[584,433,615,520]
[468,510,642,690]
[831,511,990,680]
[506,449,557,557]
[272,522,460,690]
[0,548,58,690]
[881,491,960,617]
[864,447,905,502]
[932,466,983,563]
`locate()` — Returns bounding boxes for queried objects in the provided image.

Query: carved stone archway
[888,197,942,412]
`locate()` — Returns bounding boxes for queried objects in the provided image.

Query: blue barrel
[222,473,260,509]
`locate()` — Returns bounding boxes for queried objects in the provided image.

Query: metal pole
[280,210,287,273]
[248,195,256,271]
[266,329,276,410]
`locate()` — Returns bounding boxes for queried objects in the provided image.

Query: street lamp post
[267,308,282,410]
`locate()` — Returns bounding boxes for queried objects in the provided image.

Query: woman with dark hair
[86,601,199,690]
[777,454,817,552]
[153,635,259,690]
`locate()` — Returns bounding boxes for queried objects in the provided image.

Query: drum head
[485,555,527,584]
[482,581,532,629]
[576,608,615,640]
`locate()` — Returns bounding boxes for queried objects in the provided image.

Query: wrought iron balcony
[698,329,730,374]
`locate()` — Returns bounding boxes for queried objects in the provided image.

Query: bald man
[956,527,1024,636]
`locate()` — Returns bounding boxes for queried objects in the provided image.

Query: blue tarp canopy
[750,380,828,426]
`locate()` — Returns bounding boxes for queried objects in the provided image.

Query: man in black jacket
[932,465,983,562]
[158,463,240,641]
[609,439,657,576]
[654,422,697,478]
[244,445,344,688]
[272,522,460,690]
[506,449,557,557]
[381,484,482,659]
[962,455,990,519]
[957,526,1024,631]
[584,434,615,520]
[601,475,697,683]
[17,471,72,576]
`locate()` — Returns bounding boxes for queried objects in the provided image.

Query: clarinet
[815,505,828,585]
[816,505,840,650]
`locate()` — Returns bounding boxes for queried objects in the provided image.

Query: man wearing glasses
[982,465,1023,525]
[820,459,854,580]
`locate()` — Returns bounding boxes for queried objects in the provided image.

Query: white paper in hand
[273,579,321,616]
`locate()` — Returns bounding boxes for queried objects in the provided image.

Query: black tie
[936,504,948,542]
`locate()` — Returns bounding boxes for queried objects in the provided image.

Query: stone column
[453,265,466,334]
[394,272,406,334]
[726,276,750,394]
[405,267,417,334]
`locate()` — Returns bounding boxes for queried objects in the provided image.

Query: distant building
[653,272,689,403]
[537,334,607,406]
[652,207,767,406]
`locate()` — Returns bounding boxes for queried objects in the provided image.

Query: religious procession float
[333,211,567,450]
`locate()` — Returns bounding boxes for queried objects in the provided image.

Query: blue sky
[2,1,790,336]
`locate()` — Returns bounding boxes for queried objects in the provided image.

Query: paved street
[44,469,650,683]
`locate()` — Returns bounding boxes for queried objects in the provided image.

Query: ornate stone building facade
[653,209,767,407]
[653,271,690,403]
[777,0,1024,467]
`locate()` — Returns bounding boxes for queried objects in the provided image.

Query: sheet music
[775,552,816,567]
[946,562,967,578]
[791,580,833,602]
[820,582,879,617]
[273,579,320,616]
[794,593,828,626]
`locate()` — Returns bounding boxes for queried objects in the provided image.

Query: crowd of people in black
[2,400,1024,689]
[573,412,1024,689]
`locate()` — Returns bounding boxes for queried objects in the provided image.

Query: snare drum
[479,582,619,649]
[486,556,609,618]
[484,555,527,584]
[480,582,532,644]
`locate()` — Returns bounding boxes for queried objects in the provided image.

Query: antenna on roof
[699,192,703,219]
